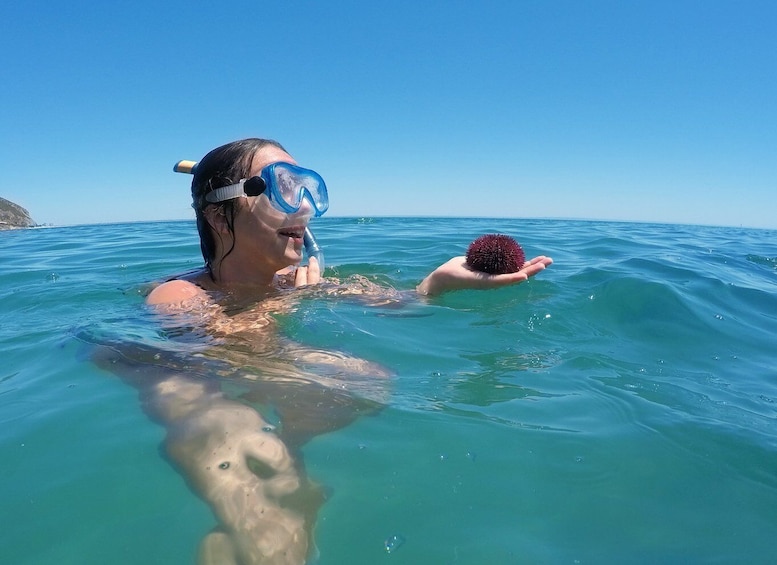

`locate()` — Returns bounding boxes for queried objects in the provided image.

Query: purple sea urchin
[466,234,525,274]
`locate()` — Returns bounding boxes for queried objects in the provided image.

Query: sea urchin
[466,234,525,275]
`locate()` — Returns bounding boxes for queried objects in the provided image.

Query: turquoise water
[2,217,776,564]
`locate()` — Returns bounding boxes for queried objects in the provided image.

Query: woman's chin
[286,249,303,265]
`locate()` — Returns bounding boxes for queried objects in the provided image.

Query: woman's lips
[278,226,305,239]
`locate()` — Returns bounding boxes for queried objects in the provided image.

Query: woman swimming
[133,138,552,564]
[147,138,551,307]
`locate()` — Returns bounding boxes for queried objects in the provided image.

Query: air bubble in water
[384,534,405,553]
[219,461,230,470]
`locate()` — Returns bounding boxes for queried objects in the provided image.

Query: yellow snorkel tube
[173,160,325,271]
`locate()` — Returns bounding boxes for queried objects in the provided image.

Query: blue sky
[1,1,775,228]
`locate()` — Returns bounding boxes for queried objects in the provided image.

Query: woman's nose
[295,194,315,217]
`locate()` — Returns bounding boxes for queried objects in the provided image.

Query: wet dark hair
[191,138,288,277]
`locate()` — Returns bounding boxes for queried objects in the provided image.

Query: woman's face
[230,146,313,273]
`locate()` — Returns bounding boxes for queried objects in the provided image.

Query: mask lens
[275,167,306,207]
[264,164,329,216]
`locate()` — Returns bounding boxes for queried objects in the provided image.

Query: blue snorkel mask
[204,162,329,218]
[174,159,327,270]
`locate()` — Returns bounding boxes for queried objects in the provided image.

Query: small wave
[746,254,777,270]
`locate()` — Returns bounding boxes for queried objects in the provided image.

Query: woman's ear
[203,205,231,235]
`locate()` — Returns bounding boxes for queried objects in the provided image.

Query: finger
[520,260,549,278]
[523,255,552,267]
[294,266,307,287]
[306,256,321,284]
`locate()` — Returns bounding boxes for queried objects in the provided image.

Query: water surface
[2,218,776,564]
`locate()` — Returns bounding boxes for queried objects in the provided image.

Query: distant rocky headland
[0,197,36,230]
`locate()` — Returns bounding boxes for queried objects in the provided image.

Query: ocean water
[1,217,776,564]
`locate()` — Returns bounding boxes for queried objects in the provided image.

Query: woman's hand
[416,255,552,296]
[294,256,321,287]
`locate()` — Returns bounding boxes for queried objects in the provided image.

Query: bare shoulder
[146,279,207,306]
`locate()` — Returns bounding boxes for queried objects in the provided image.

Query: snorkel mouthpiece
[303,227,325,272]
[174,158,325,270]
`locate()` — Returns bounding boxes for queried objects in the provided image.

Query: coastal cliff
[0,197,36,230]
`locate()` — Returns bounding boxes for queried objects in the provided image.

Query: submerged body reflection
[94,287,389,564]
